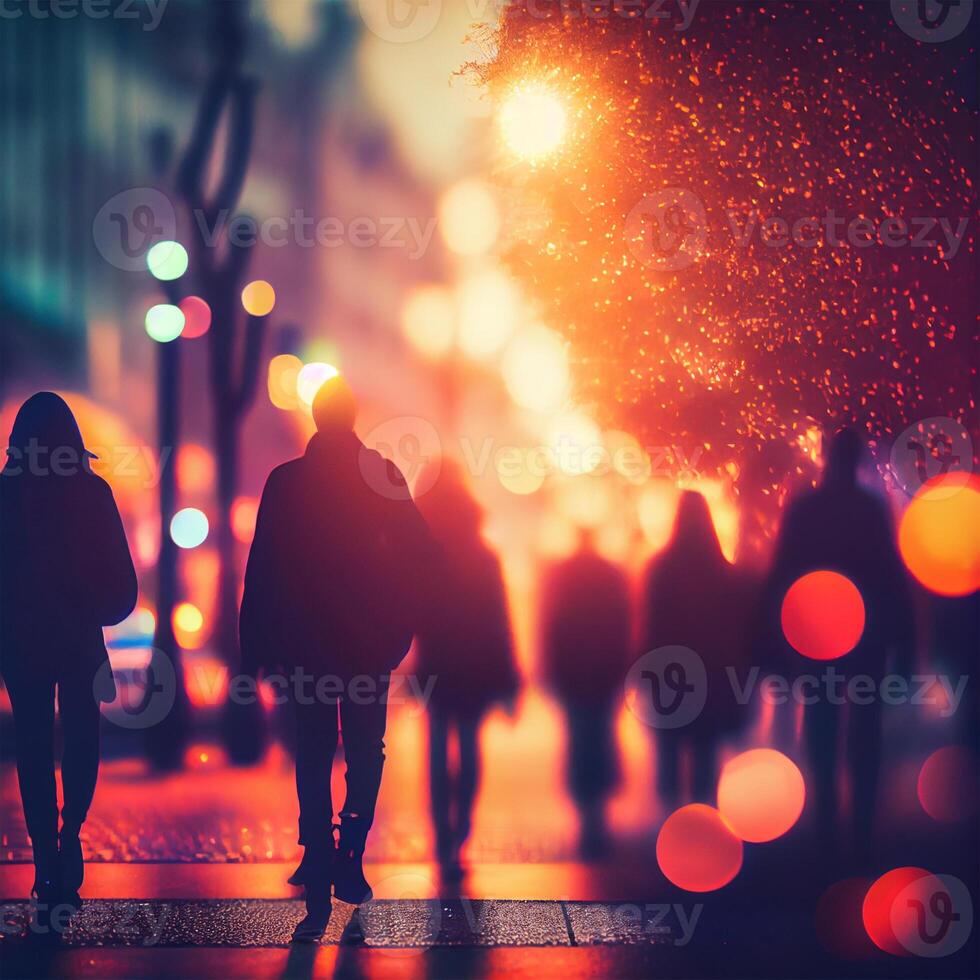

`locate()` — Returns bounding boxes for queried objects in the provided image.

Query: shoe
[287,848,315,887]
[31,855,64,936]
[333,815,372,905]
[291,896,332,943]
[290,843,334,943]
[59,827,84,894]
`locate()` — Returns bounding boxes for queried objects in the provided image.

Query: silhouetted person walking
[0,393,137,912]
[415,462,519,879]
[240,377,433,942]
[542,533,631,859]
[766,429,914,867]
[641,491,753,809]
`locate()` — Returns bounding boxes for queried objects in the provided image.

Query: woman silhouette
[641,491,754,807]
[0,393,137,908]
[414,461,519,878]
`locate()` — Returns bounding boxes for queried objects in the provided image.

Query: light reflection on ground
[0,690,660,867]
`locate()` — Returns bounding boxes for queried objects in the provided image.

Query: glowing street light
[146,240,188,281]
[401,285,455,359]
[178,296,212,339]
[438,179,500,256]
[297,362,340,407]
[145,303,185,343]
[267,353,303,411]
[498,82,568,162]
[170,507,209,549]
[241,279,276,317]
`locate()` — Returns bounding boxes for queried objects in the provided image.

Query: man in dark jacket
[765,428,914,868]
[240,376,433,941]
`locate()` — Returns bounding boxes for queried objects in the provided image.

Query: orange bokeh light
[717,749,806,843]
[862,866,931,955]
[898,474,980,597]
[241,280,276,317]
[917,746,979,823]
[232,496,260,544]
[185,659,229,709]
[656,804,743,892]
[172,601,205,650]
[176,444,215,496]
[267,353,303,411]
[781,570,865,660]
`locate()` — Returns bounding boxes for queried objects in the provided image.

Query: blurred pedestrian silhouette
[240,376,433,942]
[414,462,519,879]
[641,491,754,809]
[0,393,137,912]
[542,532,631,859]
[765,428,914,867]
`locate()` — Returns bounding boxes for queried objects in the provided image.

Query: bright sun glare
[499,83,567,161]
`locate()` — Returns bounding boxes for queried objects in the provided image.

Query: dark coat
[542,549,632,707]
[414,540,518,715]
[764,479,915,678]
[642,547,757,738]
[239,430,434,678]
[0,466,137,690]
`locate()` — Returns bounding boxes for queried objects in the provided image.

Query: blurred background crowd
[0,2,977,942]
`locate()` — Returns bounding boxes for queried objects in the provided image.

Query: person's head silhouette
[312,375,357,434]
[825,427,864,486]
[418,459,482,541]
[5,391,95,476]
[670,489,725,562]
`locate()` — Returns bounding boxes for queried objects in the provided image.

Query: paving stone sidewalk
[0,899,678,948]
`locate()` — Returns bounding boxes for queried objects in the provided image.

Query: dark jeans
[428,706,481,856]
[291,676,389,850]
[6,665,102,868]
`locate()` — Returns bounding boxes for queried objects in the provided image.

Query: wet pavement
[0,898,673,948]
[0,694,660,866]
[1,687,975,977]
